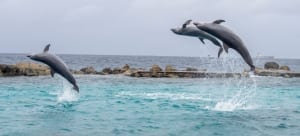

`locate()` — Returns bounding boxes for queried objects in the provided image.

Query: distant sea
[0,53,300,136]
[1,53,300,72]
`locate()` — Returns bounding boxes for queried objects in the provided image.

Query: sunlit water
[1,54,300,135]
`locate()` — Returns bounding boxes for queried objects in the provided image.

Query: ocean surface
[0,54,300,136]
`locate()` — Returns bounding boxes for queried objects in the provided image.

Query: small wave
[116,92,213,101]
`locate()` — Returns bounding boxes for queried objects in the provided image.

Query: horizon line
[0,52,299,60]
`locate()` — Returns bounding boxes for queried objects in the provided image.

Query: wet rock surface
[0,62,299,78]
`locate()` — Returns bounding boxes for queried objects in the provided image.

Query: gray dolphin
[171,20,225,58]
[194,20,255,71]
[27,44,79,92]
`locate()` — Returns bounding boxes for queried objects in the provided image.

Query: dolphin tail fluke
[73,84,79,93]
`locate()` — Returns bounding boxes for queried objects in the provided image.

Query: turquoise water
[1,75,300,136]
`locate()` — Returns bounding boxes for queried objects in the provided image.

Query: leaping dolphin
[193,20,255,71]
[27,44,79,92]
[171,20,225,58]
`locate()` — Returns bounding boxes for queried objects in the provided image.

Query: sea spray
[57,76,79,102]
[210,53,257,111]
[213,78,257,111]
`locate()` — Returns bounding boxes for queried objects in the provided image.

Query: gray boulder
[279,65,290,71]
[121,64,130,73]
[150,64,162,77]
[165,65,176,72]
[264,62,280,70]
[112,68,122,74]
[80,66,96,74]
[102,67,112,74]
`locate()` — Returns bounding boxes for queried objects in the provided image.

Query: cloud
[0,0,299,58]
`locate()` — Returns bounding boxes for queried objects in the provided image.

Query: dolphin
[27,44,79,92]
[171,19,225,58]
[193,20,255,71]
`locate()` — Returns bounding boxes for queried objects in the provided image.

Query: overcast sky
[0,0,299,58]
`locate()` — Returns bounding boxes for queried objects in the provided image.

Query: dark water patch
[60,128,72,132]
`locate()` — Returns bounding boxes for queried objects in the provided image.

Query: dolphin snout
[27,55,31,58]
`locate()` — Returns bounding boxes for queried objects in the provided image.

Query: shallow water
[0,75,299,136]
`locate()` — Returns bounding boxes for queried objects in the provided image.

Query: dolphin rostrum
[194,20,255,71]
[171,19,225,58]
[27,44,79,92]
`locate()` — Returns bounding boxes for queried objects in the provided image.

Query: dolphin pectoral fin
[218,47,223,58]
[223,43,229,53]
[213,19,226,24]
[43,44,51,52]
[198,37,205,44]
[50,68,55,77]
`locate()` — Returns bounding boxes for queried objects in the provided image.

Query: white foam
[116,92,212,101]
[212,78,257,111]
[57,78,79,102]
[214,101,240,111]
[213,101,255,111]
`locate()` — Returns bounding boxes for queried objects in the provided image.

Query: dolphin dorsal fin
[43,44,51,53]
[213,19,226,24]
[182,19,192,28]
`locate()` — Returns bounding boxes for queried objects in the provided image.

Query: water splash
[209,53,257,111]
[57,77,79,103]
[213,83,257,111]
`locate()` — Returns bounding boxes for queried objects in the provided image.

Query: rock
[150,64,162,73]
[264,62,280,70]
[149,64,162,77]
[80,66,96,74]
[96,71,105,75]
[0,62,50,76]
[123,68,138,76]
[121,64,130,73]
[15,62,50,76]
[279,65,290,71]
[254,69,297,78]
[102,67,112,74]
[0,64,19,76]
[165,65,176,72]
[186,67,198,71]
[165,73,179,78]
[112,68,122,74]
[73,70,84,75]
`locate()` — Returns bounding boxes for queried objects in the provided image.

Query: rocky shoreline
[0,62,298,78]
